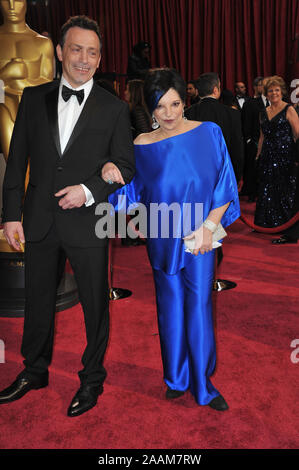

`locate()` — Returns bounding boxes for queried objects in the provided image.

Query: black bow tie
[62,85,84,105]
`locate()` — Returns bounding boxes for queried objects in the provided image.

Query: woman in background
[254,76,299,227]
[124,79,152,138]
[122,79,151,245]
[105,68,240,411]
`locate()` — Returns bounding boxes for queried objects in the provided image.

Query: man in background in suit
[241,76,267,201]
[234,81,250,110]
[185,72,244,184]
[0,16,135,417]
[186,80,200,106]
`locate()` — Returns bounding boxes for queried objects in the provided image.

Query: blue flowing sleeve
[108,170,144,213]
[210,125,241,228]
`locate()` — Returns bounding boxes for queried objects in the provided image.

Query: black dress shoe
[272,236,297,245]
[67,384,103,417]
[121,237,146,246]
[0,375,48,404]
[166,386,185,399]
[208,395,229,411]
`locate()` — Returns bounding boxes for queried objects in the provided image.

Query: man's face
[256,80,264,96]
[141,47,150,60]
[235,82,246,96]
[214,80,221,99]
[186,83,198,98]
[56,26,101,88]
[0,0,26,23]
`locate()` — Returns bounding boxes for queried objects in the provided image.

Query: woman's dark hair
[59,15,102,50]
[127,79,147,108]
[220,89,238,108]
[143,68,186,114]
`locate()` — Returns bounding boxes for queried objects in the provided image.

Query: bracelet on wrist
[203,219,217,233]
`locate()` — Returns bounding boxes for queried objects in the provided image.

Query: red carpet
[0,198,298,449]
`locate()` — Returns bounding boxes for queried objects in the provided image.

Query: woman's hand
[101,162,125,185]
[184,226,213,256]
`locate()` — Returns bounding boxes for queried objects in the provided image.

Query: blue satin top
[109,122,240,274]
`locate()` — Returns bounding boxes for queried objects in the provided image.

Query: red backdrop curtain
[22,0,299,96]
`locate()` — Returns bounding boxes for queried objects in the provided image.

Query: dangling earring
[152,114,160,130]
[182,109,187,121]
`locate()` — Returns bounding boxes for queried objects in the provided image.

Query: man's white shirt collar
[59,75,94,102]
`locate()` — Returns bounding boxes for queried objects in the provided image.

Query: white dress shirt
[236,96,245,109]
[58,75,95,206]
[261,94,269,107]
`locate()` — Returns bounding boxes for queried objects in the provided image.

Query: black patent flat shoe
[166,387,185,399]
[208,395,229,411]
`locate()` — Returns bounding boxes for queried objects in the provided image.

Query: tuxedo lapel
[62,83,99,157]
[256,96,266,110]
[45,84,61,157]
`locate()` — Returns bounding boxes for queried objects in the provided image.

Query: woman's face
[124,84,130,102]
[153,88,184,132]
[267,85,282,104]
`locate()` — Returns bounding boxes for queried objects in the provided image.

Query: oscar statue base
[0,251,79,318]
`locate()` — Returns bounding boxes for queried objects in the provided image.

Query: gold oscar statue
[0,0,54,252]
[0,1,79,317]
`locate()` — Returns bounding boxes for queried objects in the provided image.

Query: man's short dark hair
[187,79,198,88]
[143,68,186,114]
[253,76,264,87]
[59,15,102,50]
[196,73,220,97]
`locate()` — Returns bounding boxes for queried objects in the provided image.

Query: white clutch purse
[183,223,227,253]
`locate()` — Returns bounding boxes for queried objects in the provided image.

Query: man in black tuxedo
[234,81,250,110]
[0,16,135,417]
[241,77,267,201]
[185,72,244,183]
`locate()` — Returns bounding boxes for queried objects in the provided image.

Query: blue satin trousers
[153,250,220,405]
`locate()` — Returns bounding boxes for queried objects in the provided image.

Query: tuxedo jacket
[2,80,135,247]
[241,96,265,144]
[185,97,244,182]
[235,95,250,111]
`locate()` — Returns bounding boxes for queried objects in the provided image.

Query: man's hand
[55,185,87,209]
[101,162,125,185]
[3,221,25,251]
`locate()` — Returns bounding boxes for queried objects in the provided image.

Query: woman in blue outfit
[104,68,240,411]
